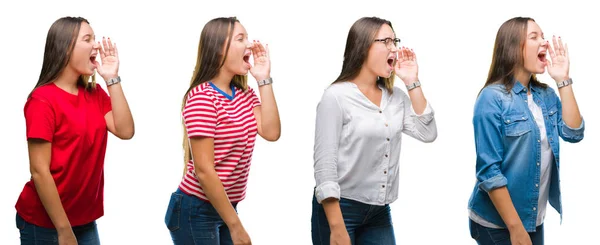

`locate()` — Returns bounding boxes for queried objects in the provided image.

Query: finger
[98,41,106,59]
[107,37,115,55]
[251,41,260,62]
[402,47,409,60]
[558,36,565,54]
[410,48,417,62]
[257,41,266,57]
[265,44,270,59]
[552,36,561,56]
[547,41,556,62]
[102,37,110,55]
[564,42,569,58]
[113,42,119,58]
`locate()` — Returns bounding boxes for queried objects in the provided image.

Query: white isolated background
[0,0,597,244]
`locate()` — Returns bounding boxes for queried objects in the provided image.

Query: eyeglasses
[373,38,401,49]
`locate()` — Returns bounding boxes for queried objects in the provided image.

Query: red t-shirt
[15,83,112,228]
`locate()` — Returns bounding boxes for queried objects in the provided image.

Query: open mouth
[537,51,547,63]
[90,54,97,66]
[387,57,396,69]
[243,51,251,67]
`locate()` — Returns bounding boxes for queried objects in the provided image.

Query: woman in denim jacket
[468,17,585,245]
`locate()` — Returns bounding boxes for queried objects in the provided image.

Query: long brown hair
[29,16,96,98]
[181,17,248,176]
[333,16,396,93]
[481,17,547,93]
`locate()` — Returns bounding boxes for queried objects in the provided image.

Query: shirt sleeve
[96,84,112,115]
[24,96,55,142]
[550,89,585,143]
[248,87,261,108]
[313,88,343,203]
[401,91,437,143]
[473,88,508,192]
[183,91,217,138]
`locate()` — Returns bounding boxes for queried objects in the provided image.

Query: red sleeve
[248,87,261,108]
[97,84,112,115]
[183,91,217,138]
[24,96,55,142]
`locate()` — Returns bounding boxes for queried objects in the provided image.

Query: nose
[246,40,254,49]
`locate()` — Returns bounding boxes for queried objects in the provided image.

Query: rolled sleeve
[315,181,341,203]
[403,95,437,143]
[559,117,585,143]
[473,89,507,193]
[313,89,344,203]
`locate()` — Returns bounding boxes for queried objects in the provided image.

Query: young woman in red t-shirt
[164,17,281,245]
[15,16,134,245]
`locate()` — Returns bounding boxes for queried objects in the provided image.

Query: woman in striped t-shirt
[164,17,281,245]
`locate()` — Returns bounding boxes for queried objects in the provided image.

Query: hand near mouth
[250,40,271,81]
[546,35,570,82]
[394,47,419,85]
[96,36,120,81]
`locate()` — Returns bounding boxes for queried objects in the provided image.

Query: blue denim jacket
[468,81,585,232]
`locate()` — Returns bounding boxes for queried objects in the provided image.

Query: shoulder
[188,83,216,101]
[322,82,351,99]
[29,84,56,101]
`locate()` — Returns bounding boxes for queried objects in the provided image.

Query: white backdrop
[0,0,597,244]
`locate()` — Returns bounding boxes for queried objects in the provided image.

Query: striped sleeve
[183,90,217,138]
[248,87,261,108]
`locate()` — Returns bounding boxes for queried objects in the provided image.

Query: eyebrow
[528,31,544,36]
[82,33,95,39]
[234,33,245,37]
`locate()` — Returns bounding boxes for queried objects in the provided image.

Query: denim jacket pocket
[547,106,558,127]
[503,114,531,137]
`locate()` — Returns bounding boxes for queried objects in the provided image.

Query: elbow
[116,128,135,140]
[423,131,437,143]
[30,166,51,181]
[262,129,281,142]
[264,132,281,142]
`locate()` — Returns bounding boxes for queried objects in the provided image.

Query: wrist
[56,225,72,234]
[225,217,242,229]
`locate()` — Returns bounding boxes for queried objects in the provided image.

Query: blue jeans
[16,213,100,245]
[311,194,396,245]
[165,188,238,245]
[469,219,544,245]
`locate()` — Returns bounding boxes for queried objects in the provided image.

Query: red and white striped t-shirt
[179,82,261,203]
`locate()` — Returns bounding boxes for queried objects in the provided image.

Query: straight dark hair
[29,16,96,98]
[481,17,547,94]
[181,17,248,176]
[333,16,396,93]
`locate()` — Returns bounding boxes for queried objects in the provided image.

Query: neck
[53,67,80,94]
[514,68,532,92]
[211,70,234,93]
[350,68,379,91]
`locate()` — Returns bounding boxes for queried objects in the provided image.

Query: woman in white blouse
[311,16,437,245]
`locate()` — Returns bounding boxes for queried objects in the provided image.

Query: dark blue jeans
[311,194,396,245]
[165,188,238,245]
[469,219,544,245]
[16,213,100,245]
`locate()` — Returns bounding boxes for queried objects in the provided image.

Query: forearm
[195,167,241,228]
[107,83,135,138]
[406,86,427,115]
[31,171,71,232]
[556,82,582,128]
[257,84,281,140]
[322,198,346,230]
[488,187,524,231]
